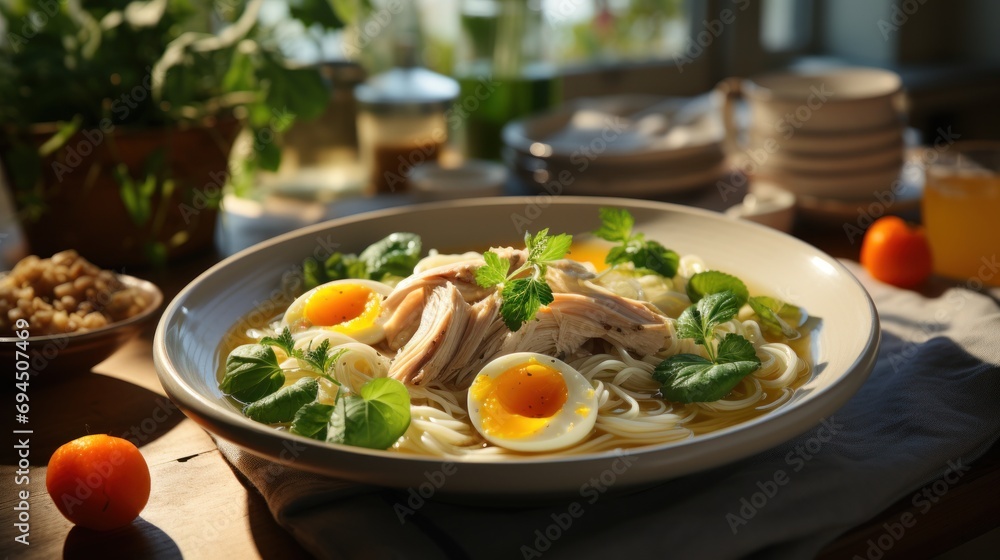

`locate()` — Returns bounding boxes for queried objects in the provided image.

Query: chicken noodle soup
[219,209,812,457]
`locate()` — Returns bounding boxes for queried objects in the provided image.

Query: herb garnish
[653,291,761,402]
[593,207,679,278]
[303,232,422,290]
[475,229,573,331]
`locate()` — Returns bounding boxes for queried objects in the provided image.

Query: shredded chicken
[381,249,670,388]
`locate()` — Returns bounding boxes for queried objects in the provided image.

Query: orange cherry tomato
[46,435,151,531]
[860,216,933,289]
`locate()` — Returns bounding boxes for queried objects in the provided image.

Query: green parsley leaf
[243,377,320,424]
[475,251,510,289]
[535,232,573,264]
[749,296,803,339]
[500,278,554,331]
[686,271,749,307]
[476,228,571,331]
[220,344,285,403]
[594,208,679,277]
[653,347,761,403]
[300,339,332,373]
[261,327,296,356]
[326,378,412,450]
[289,401,335,440]
[593,207,635,243]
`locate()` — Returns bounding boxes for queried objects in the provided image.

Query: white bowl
[742,67,905,133]
[154,197,879,498]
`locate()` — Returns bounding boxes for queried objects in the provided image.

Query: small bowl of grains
[1,250,163,378]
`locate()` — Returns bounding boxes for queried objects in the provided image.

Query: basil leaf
[675,291,742,346]
[243,377,320,424]
[220,344,285,403]
[261,327,296,356]
[359,232,422,281]
[303,258,325,291]
[326,378,412,450]
[634,240,679,278]
[594,207,635,243]
[716,332,760,364]
[324,252,365,282]
[654,349,760,403]
[500,277,554,331]
[749,296,803,339]
[686,271,749,307]
[290,401,335,440]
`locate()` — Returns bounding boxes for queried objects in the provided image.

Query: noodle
[221,249,812,459]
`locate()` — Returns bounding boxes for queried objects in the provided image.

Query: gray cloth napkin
[216,261,1000,559]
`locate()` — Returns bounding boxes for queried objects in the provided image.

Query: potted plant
[0,0,343,266]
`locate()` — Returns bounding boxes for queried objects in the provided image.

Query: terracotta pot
[2,118,241,268]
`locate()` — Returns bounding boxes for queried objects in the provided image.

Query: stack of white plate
[502,95,729,198]
[732,68,907,202]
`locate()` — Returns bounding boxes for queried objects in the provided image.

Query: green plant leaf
[326,378,411,450]
[289,400,335,439]
[686,271,749,307]
[500,277,553,331]
[359,232,421,281]
[243,377,320,424]
[261,327,296,356]
[716,332,760,364]
[593,207,634,243]
[220,344,285,402]
[653,350,760,403]
[675,291,742,347]
[475,251,510,288]
[749,296,803,339]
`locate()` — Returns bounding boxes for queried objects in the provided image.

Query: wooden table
[1,213,997,560]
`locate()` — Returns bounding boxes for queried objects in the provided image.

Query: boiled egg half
[467,352,598,452]
[281,279,392,345]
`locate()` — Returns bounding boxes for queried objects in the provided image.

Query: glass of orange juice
[922,142,1000,286]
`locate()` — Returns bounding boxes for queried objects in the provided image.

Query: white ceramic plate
[154,197,879,498]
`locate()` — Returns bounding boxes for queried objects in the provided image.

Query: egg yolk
[303,284,381,332]
[471,360,569,440]
[568,240,612,272]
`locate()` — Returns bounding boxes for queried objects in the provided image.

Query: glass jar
[355,66,459,194]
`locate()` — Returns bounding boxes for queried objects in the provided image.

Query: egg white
[281,279,392,345]
[467,352,598,453]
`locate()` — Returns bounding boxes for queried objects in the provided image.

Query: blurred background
[1,0,998,267]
